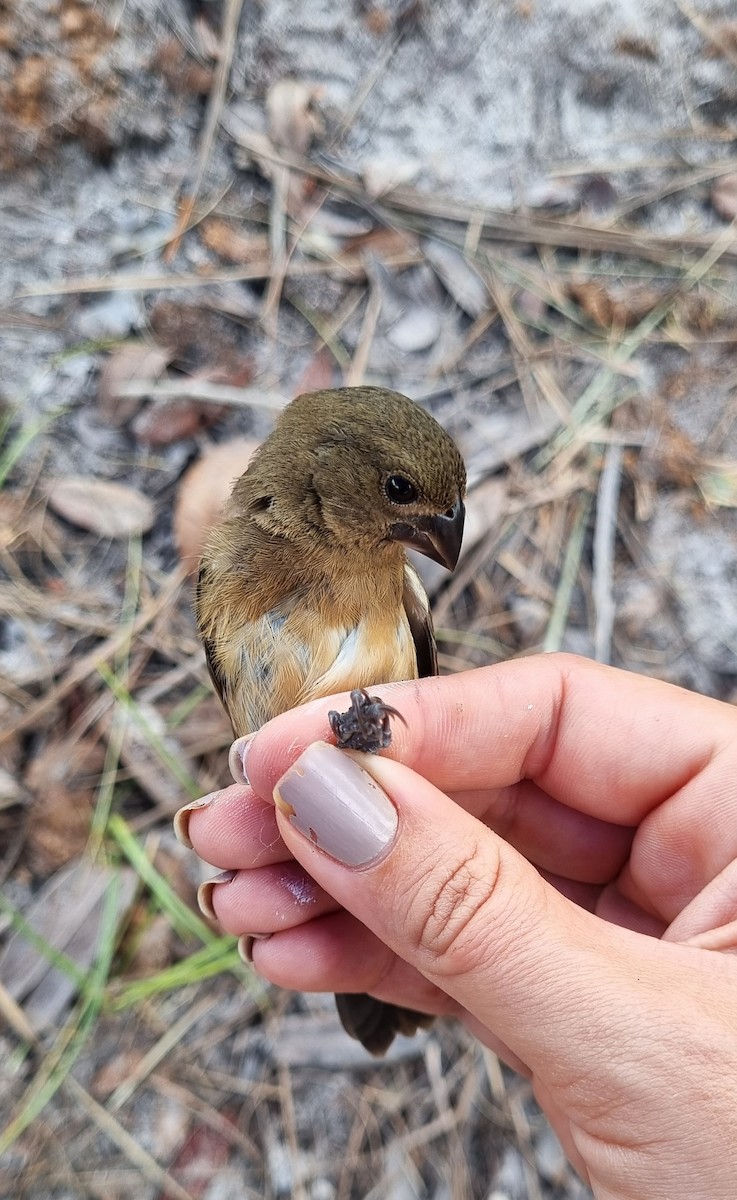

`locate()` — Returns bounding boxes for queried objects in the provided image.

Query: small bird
[196,385,466,1054]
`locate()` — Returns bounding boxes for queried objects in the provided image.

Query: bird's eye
[385,475,418,505]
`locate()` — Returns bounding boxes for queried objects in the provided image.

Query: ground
[1,1,737,1197]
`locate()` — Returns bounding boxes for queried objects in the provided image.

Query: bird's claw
[328,688,406,754]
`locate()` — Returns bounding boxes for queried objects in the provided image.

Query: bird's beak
[389,496,465,571]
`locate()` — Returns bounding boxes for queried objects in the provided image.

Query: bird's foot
[328,688,406,754]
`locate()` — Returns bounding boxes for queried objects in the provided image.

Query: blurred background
[2,1,737,1196]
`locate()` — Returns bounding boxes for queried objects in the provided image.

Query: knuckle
[408,838,507,977]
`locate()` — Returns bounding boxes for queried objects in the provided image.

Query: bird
[196,385,466,1054]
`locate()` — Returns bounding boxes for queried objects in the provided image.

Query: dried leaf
[266,79,324,155]
[170,1122,233,1196]
[711,173,737,221]
[151,36,213,95]
[676,292,732,334]
[344,226,420,261]
[615,35,658,60]
[98,343,172,425]
[568,279,661,329]
[47,477,155,538]
[132,397,229,446]
[149,300,242,371]
[199,218,269,264]
[640,421,701,490]
[24,736,106,874]
[174,438,261,572]
[422,239,489,318]
[0,858,137,1031]
[292,348,336,397]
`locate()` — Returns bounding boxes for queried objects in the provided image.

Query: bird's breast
[219,588,418,737]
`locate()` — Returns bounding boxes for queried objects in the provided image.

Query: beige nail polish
[237,932,271,964]
[173,790,222,849]
[197,869,237,920]
[229,734,255,785]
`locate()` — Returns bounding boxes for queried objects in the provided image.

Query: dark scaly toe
[329,689,406,754]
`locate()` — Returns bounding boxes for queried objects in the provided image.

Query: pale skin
[179,654,737,1200]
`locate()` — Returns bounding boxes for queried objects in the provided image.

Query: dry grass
[3,7,737,1198]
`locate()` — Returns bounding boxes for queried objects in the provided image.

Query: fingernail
[197,869,238,920]
[273,742,397,867]
[173,790,223,849]
[229,735,255,785]
[237,932,272,964]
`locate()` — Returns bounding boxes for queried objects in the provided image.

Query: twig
[0,566,186,746]
[165,0,245,257]
[345,284,382,386]
[593,443,623,663]
[543,492,593,652]
[117,377,288,409]
[108,995,216,1112]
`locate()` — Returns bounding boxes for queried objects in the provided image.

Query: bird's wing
[402,563,438,678]
[196,565,237,728]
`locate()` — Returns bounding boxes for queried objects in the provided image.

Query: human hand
[176,654,737,1199]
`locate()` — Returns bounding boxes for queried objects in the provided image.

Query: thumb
[270,740,631,1069]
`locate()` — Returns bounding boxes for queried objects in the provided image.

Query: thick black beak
[389,496,465,571]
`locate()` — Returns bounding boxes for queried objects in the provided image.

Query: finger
[202,860,338,936]
[244,654,737,825]
[251,909,457,1018]
[178,784,290,870]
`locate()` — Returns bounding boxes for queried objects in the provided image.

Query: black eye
[385,475,418,505]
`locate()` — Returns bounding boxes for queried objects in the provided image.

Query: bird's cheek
[203,861,341,937]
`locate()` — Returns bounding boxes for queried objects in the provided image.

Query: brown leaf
[343,226,421,262]
[24,736,105,874]
[199,218,269,264]
[132,398,228,446]
[151,36,213,96]
[568,279,661,329]
[171,1122,233,1198]
[291,348,336,397]
[676,292,733,334]
[47,477,155,538]
[266,79,324,155]
[711,173,737,221]
[98,343,173,425]
[149,300,243,371]
[174,438,261,572]
[615,35,658,61]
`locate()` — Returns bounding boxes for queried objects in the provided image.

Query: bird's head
[236,386,466,571]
